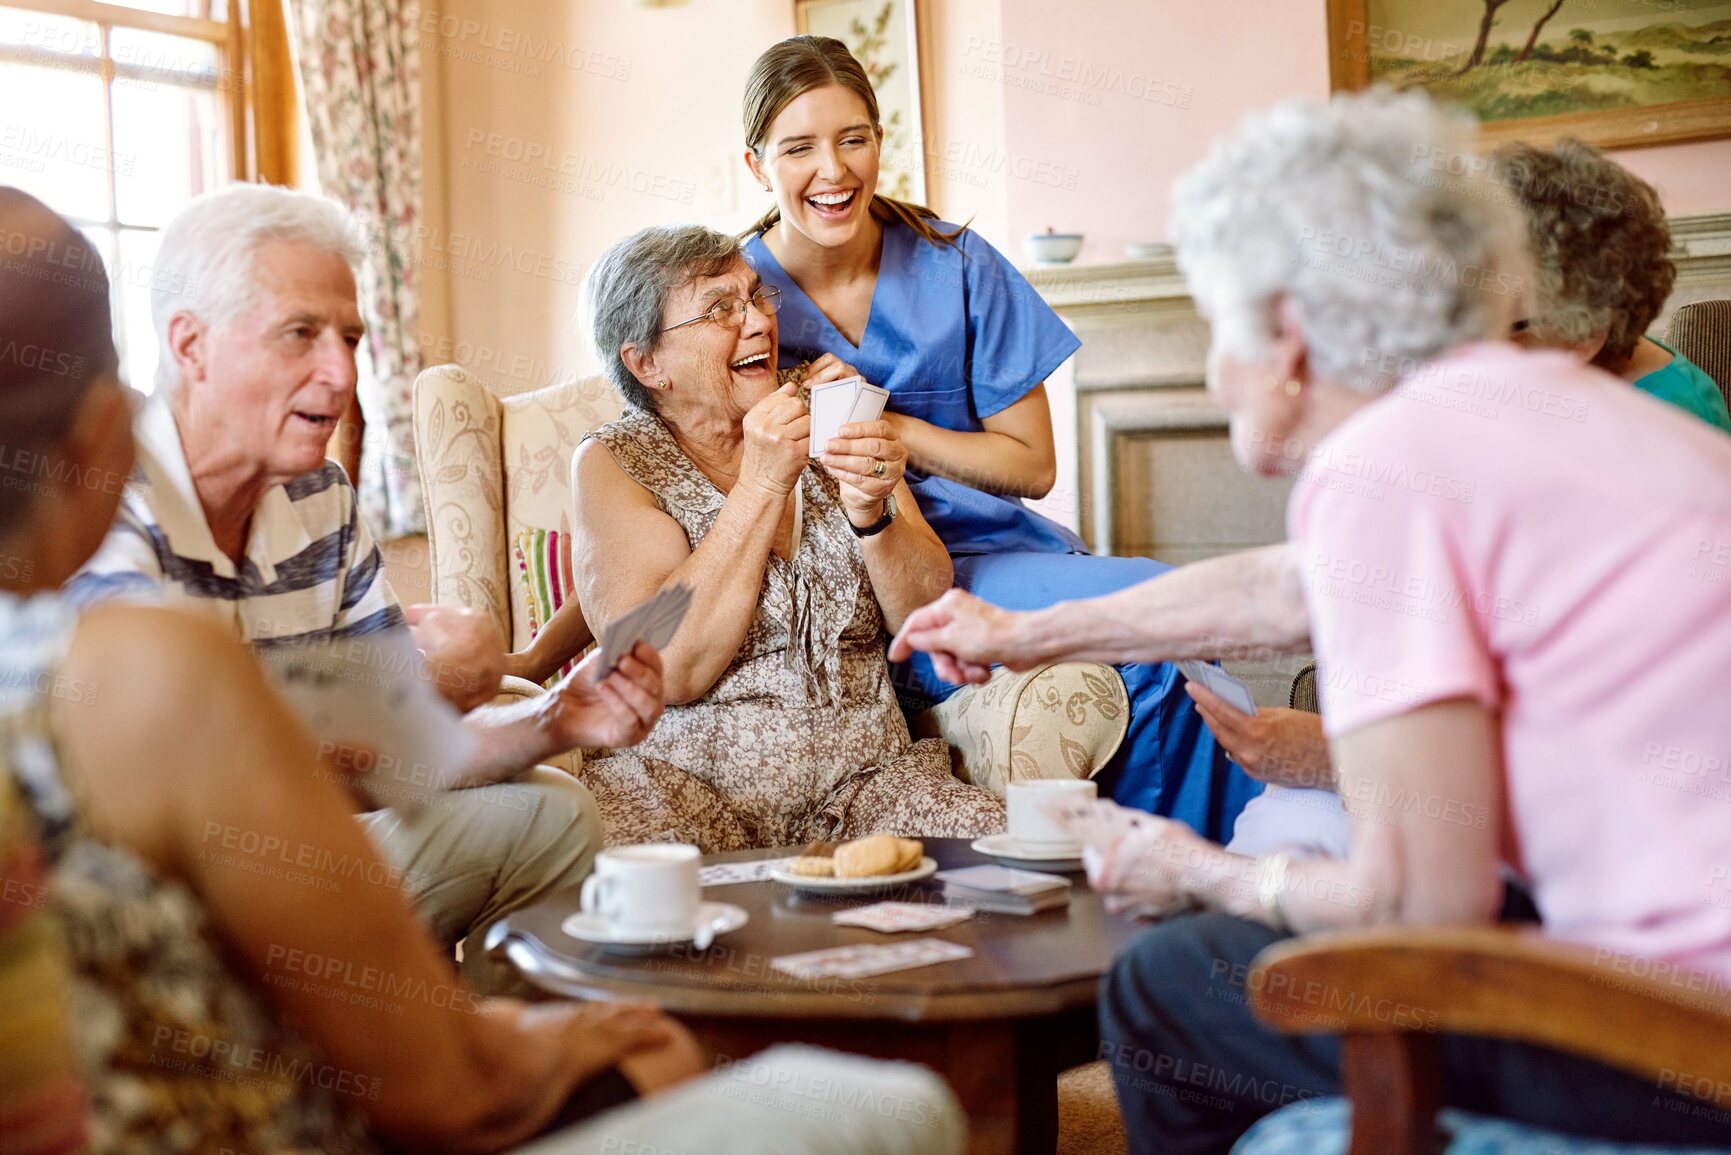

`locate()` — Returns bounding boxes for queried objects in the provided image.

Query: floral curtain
[288,0,424,536]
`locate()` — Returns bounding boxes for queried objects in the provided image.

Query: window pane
[112,81,223,227]
[0,6,99,59]
[110,27,220,87]
[0,62,111,222]
[104,0,214,18]
[116,229,164,394]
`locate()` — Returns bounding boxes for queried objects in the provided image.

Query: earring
[1283,379,1302,397]
[657,379,671,390]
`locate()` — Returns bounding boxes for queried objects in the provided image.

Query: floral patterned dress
[0,592,376,1154]
[579,408,1007,851]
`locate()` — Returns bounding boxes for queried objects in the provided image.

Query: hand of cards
[1176,660,1258,715]
[258,631,477,816]
[599,582,693,672]
[1043,796,1158,856]
[808,374,890,457]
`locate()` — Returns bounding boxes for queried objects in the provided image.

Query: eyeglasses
[661,286,782,333]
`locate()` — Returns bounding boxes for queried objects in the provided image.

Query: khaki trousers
[358,766,600,994]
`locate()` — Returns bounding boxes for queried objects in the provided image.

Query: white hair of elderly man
[150,183,365,395]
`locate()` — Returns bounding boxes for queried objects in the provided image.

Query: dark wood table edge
[495,925,1110,1022]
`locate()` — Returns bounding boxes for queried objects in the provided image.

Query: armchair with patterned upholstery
[412,364,1129,806]
[1232,670,1731,1154]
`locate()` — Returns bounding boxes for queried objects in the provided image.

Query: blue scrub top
[745,219,1086,556]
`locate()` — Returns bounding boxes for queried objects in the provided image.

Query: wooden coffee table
[489,838,1144,1155]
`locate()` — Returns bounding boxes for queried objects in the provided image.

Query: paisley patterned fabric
[578,409,1006,851]
[0,592,376,1155]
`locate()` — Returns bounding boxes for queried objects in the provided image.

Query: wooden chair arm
[1250,925,1731,1095]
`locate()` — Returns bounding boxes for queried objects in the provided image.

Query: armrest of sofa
[413,364,512,645]
[912,663,1129,796]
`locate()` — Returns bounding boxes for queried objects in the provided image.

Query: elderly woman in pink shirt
[892,88,1731,1153]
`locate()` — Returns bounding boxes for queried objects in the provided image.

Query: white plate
[971,834,1085,873]
[769,856,938,895]
[561,901,748,955]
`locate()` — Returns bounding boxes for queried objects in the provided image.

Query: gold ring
[872,459,886,478]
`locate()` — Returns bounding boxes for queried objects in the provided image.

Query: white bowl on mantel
[1124,241,1171,261]
[1024,232,1084,265]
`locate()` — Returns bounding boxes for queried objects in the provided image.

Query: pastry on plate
[832,834,923,878]
[785,855,835,878]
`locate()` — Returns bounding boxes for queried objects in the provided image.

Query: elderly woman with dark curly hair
[1496,137,1730,432]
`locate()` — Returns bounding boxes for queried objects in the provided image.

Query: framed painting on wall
[795,0,927,201]
[1327,0,1731,148]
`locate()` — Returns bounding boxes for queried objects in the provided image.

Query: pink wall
[426,0,794,390]
[996,0,1331,264]
[422,0,1731,379]
[988,0,1729,265]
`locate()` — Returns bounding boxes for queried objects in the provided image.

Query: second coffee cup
[1006,778,1097,855]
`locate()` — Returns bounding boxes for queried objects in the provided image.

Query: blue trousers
[894,551,1261,843]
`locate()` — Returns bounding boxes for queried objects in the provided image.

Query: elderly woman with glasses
[561,223,1005,850]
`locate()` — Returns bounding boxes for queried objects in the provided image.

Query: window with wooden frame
[0,0,296,393]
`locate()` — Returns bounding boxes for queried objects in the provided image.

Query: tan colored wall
[993,0,1731,262]
[419,1,1731,384]
[420,0,794,396]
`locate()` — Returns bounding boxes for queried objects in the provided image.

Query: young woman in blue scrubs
[738,36,1259,840]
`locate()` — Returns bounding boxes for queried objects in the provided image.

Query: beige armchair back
[412,363,1128,798]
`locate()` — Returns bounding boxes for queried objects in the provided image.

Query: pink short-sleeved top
[1289,342,1731,983]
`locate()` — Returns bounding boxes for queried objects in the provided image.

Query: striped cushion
[1665,300,1731,413]
[513,528,577,687]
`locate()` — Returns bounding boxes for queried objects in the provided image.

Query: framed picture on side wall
[795,0,928,202]
[1327,0,1731,148]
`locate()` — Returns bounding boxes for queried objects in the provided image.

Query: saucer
[561,901,748,955]
[769,857,938,895]
[972,834,1085,873]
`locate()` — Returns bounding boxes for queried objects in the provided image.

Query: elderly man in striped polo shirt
[70,185,661,993]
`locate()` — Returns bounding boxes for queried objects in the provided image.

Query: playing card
[808,376,862,457]
[831,903,975,933]
[598,600,651,670]
[600,582,694,670]
[1177,659,1259,715]
[699,858,791,887]
[846,382,889,425]
[258,632,477,816]
[639,584,692,651]
[772,938,973,980]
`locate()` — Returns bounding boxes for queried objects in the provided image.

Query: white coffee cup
[579,842,701,936]
[1006,779,1097,855]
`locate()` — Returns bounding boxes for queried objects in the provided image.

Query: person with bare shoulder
[0,187,963,1153]
[61,184,637,993]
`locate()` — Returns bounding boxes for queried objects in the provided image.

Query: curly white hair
[1171,88,1531,393]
